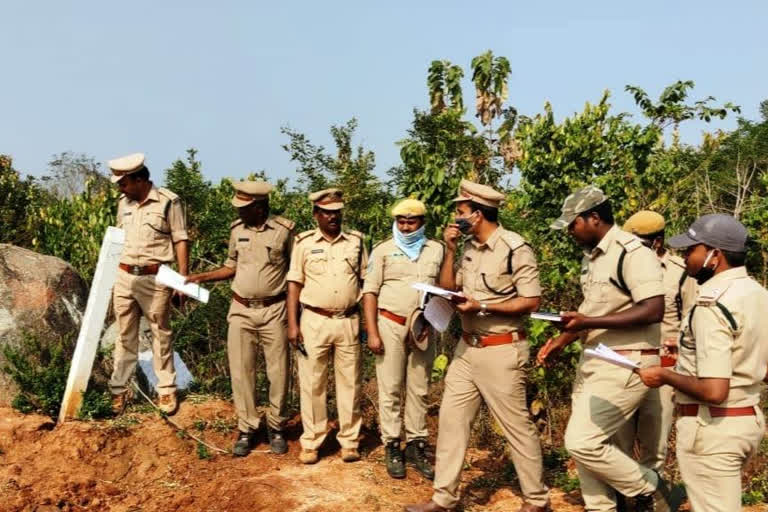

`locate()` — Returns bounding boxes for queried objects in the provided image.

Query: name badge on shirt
[238,238,249,242]
[123,212,132,216]
[311,249,324,254]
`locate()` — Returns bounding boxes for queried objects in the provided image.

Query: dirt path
[1,400,765,512]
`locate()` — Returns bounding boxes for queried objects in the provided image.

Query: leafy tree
[0,155,50,247]
[42,152,108,199]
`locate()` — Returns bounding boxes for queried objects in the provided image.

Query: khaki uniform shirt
[362,238,444,317]
[287,228,368,310]
[659,251,697,343]
[456,227,541,335]
[224,215,295,298]
[578,225,664,350]
[675,267,768,407]
[117,185,188,266]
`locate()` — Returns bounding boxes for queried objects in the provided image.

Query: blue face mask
[393,221,426,261]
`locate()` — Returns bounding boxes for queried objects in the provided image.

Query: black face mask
[694,250,716,285]
[456,218,473,234]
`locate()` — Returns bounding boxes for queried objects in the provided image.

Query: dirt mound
[0,400,589,512]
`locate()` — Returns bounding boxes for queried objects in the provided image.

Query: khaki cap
[109,153,146,183]
[309,188,344,210]
[391,198,426,218]
[231,180,272,208]
[452,179,505,208]
[623,211,665,236]
[407,309,430,352]
[550,185,608,230]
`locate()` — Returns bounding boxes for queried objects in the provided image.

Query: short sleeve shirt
[456,227,542,335]
[578,225,664,349]
[117,185,189,266]
[224,216,294,298]
[286,229,368,310]
[362,238,444,317]
[675,267,768,407]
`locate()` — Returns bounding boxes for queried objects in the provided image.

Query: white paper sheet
[155,264,210,303]
[530,312,563,322]
[583,343,639,371]
[411,282,463,299]
[423,296,455,333]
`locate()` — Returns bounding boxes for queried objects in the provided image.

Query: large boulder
[0,244,88,405]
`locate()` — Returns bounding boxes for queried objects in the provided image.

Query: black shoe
[233,431,258,457]
[615,491,628,512]
[634,492,654,512]
[651,471,686,512]
[385,440,405,479]
[268,429,288,455]
[405,439,435,480]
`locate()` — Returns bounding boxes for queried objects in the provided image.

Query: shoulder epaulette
[616,232,643,253]
[696,283,729,305]
[271,215,295,231]
[295,230,316,243]
[499,230,527,251]
[157,187,180,202]
[372,237,392,251]
[668,254,686,269]
[346,230,363,239]
[230,219,244,229]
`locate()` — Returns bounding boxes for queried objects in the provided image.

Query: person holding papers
[537,185,682,512]
[405,180,549,512]
[636,214,768,512]
[185,180,294,456]
[362,198,444,480]
[108,153,189,416]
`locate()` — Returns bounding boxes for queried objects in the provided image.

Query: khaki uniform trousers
[432,340,548,510]
[374,315,433,443]
[614,384,674,472]
[227,300,289,433]
[564,352,661,512]
[676,410,765,512]
[110,272,176,396]
[298,309,362,451]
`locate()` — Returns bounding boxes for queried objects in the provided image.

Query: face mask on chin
[694,249,716,285]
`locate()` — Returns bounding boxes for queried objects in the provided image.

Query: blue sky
[2,1,766,185]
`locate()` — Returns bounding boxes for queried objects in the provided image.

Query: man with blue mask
[363,198,444,480]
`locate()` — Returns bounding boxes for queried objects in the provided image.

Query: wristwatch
[477,303,489,317]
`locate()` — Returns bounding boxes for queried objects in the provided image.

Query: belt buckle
[130,265,142,276]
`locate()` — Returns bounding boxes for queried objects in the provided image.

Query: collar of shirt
[699,266,749,294]
[470,226,502,250]
[312,228,351,244]
[130,184,160,207]
[586,224,620,259]
[244,217,275,233]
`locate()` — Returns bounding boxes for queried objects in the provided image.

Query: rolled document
[583,343,640,371]
[156,264,210,303]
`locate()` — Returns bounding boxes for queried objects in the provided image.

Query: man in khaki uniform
[363,198,444,480]
[537,186,682,512]
[406,180,549,512]
[286,188,368,464]
[109,153,189,415]
[638,214,768,512]
[185,180,293,456]
[614,211,697,511]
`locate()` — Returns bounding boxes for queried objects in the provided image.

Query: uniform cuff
[286,270,304,284]
[696,360,732,379]
[515,283,542,298]
[630,282,664,303]
[171,230,190,242]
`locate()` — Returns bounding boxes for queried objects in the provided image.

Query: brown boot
[299,449,319,464]
[341,448,361,462]
[157,392,178,415]
[518,500,551,512]
[111,390,131,415]
[403,501,448,512]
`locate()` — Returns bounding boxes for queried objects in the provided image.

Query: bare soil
[1,400,766,512]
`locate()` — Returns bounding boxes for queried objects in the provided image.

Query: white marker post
[58,227,125,423]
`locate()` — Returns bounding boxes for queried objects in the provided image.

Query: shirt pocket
[385,256,410,278]
[585,270,613,304]
[343,247,362,275]
[266,241,286,266]
[480,269,516,296]
[306,252,328,274]
[423,261,440,280]
[142,213,170,240]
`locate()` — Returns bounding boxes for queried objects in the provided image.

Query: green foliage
[428,60,464,113]
[0,155,51,247]
[196,441,211,460]
[1,332,73,419]
[77,387,113,420]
